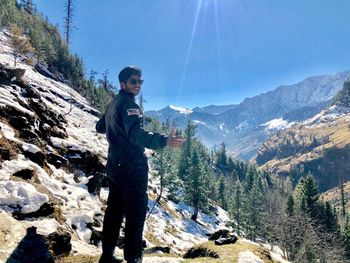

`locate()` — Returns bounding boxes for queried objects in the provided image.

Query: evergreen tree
[244,166,256,192]
[216,142,228,170]
[294,173,320,218]
[334,80,350,107]
[286,194,295,217]
[322,201,339,232]
[64,0,73,47]
[340,173,346,217]
[218,176,227,210]
[231,180,244,235]
[178,120,196,181]
[227,157,235,173]
[184,143,210,221]
[246,177,264,241]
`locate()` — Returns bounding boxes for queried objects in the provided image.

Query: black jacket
[96,89,167,165]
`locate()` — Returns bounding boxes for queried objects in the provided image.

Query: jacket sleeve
[122,102,167,149]
[95,114,106,134]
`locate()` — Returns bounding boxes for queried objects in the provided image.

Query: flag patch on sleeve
[127,108,141,116]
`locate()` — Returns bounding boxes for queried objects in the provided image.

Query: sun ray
[213,0,223,91]
[177,0,203,101]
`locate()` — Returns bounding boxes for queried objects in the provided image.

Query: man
[96,66,184,263]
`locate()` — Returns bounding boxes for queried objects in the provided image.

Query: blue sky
[33,0,350,111]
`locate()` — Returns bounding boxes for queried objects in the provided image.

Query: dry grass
[159,198,180,220]
[54,254,100,263]
[0,133,20,161]
[181,240,274,263]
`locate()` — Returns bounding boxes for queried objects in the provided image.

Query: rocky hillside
[255,81,350,191]
[0,31,288,262]
[147,71,350,160]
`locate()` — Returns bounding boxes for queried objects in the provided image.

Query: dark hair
[118,66,142,83]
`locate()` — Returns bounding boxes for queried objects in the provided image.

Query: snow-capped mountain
[146,71,350,159]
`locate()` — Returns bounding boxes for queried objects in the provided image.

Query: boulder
[19,128,40,143]
[208,229,230,241]
[214,235,238,246]
[0,105,34,126]
[13,203,55,220]
[144,246,171,254]
[7,67,26,81]
[24,150,46,167]
[13,168,34,180]
[46,152,67,168]
[34,63,58,81]
[46,231,72,256]
[0,148,10,160]
[184,246,219,259]
[8,115,32,130]
[0,63,25,81]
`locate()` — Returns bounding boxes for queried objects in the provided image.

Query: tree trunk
[191,207,198,221]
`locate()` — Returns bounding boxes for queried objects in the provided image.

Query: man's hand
[166,128,185,147]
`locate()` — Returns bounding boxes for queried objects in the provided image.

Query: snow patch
[169,104,193,115]
[0,180,49,213]
[303,105,350,126]
[193,120,205,125]
[262,118,294,131]
[25,218,60,236]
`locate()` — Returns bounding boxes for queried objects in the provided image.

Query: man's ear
[120,81,126,89]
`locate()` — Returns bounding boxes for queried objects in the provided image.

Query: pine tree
[244,166,256,192]
[340,173,346,217]
[218,176,227,210]
[216,142,228,170]
[334,80,350,107]
[322,201,338,232]
[294,173,320,218]
[246,177,264,241]
[178,120,196,181]
[64,0,73,47]
[286,194,295,217]
[231,180,243,236]
[184,143,210,221]
[227,157,235,173]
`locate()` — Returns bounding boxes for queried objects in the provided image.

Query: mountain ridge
[146,70,350,159]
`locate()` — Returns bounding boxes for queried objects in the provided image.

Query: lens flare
[177,0,203,100]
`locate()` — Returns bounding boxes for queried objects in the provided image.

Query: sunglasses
[128,78,144,85]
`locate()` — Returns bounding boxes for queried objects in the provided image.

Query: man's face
[121,74,142,96]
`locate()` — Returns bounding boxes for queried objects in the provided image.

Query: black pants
[100,160,148,263]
